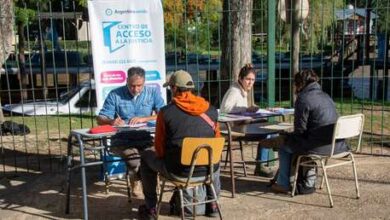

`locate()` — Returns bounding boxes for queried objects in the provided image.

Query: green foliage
[255,0,347,53]
[14,0,86,30]
[252,1,267,33]
[300,0,344,53]
[58,40,90,50]
[14,4,36,26]
[164,0,222,53]
[372,0,390,33]
[77,0,88,7]
[253,0,345,53]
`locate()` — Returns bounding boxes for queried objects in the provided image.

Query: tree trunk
[221,0,253,81]
[18,23,28,100]
[290,0,301,105]
[38,20,48,99]
[0,1,13,65]
[240,1,252,69]
[220,0,253,100]
[241,0,254,105]
[385,33,389,101]
[220,0,233,82]
[365,0,373,99]
[0,0,14,122]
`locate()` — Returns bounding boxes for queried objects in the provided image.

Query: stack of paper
[267,108,295,115]
[147,120,157,127]
[117,123,147,128]
[233,109,279,118]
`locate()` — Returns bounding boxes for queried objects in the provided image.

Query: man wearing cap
[138,70,221,220]
[96,66,165,196]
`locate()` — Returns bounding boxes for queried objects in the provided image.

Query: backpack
[294,161,317,195]
[1,121,31,136]
[169,185,206,216]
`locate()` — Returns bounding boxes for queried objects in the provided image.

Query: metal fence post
[267,0,275,107]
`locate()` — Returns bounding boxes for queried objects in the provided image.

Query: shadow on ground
[1,152,390,219]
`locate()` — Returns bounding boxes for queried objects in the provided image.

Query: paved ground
[1,151,390,220]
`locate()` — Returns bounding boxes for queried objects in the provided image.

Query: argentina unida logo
[102,21,153,53]
[105,9,113,16]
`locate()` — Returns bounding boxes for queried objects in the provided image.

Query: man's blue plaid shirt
[99,85,165,123]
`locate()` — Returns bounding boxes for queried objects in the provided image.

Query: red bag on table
[89,125,117,134]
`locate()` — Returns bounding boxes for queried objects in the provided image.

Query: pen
[114,112,123,124]
[116,111,121,119]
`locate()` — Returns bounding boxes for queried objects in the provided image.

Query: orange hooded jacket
[154,91,221,158]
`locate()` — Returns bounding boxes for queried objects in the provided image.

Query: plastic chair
[291,113,365,207]
[156,137,225,220]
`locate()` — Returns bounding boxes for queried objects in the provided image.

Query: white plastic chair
[291,113,365,207]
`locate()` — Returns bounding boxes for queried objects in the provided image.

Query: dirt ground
[1,149,390,220]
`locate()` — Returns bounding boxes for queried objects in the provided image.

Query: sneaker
[138,204,157,220]
[254,164,274,178]
[205,202,219,218]
[271,183,289,194]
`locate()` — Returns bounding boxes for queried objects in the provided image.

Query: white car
[3,80,96,116]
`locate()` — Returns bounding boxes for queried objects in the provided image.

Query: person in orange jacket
[138,70,221,220]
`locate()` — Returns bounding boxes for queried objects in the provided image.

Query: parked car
[2,80,96,116]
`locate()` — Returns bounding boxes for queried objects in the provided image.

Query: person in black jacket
[271,69,348,193]
[138,70,221,220]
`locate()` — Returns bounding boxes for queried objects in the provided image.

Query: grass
[255,98,390,138]
[1,99,389,156]
[5,113,96,136]
[1,113,96,156]
[4,99,389,133]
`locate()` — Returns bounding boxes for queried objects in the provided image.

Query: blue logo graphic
[102,21,153,53]
[103,21,125,53]
[145,71,161,81]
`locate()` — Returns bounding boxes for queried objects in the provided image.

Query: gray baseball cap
[163,70,195,89]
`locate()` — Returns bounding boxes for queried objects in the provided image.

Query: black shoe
[205,202,219,218]
[271,183,289,194]
[138,204,157,220]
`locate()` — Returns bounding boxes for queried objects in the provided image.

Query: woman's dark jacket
[286,82,349,155]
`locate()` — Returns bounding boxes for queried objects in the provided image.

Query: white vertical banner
[88,0,166,112]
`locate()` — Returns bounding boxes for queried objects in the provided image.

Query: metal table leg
[76,134,89,220]
[227,122,235,198]
[65,133,73,214]
[64,129,116,220]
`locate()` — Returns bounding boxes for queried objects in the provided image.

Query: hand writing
[112,116,125,126]
[129,117,146,125]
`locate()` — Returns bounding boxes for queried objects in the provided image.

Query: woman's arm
[293,97,309,135]
[220,88,247,113]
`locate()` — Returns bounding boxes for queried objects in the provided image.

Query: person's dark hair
[127,67,145,79]
[294,69,319,92]
[238,63,256,80]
